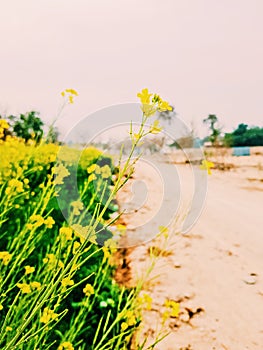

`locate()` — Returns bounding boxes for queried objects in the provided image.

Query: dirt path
[117,156,263,350]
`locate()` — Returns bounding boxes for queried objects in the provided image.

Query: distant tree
[8,111,44,143]
[203,114,221,146]
[224,123,263,147]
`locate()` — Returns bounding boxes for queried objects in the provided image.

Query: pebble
[243,274,257,285]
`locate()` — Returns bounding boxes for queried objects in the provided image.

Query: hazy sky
[0,0,263,138]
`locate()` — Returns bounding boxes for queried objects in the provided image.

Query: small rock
[244,273,257,285]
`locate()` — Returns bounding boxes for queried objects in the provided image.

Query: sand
[116,151,263,350]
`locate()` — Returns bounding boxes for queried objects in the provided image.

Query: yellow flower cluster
[24,265,35,275]
[0,119,9,139]
[58,342,74,350]
[162,299,180,322]
[52,164,70,185]
[87,164,112,179]
[61,89,79,104]
[27,215,55,230]
[16,281,42,294]
[137,88,172,117]
[40,307,58,324]
[137,293,152,311]
[5,179,24,195]
[59,227,73,241]
[0,251,12,266]
[61,277,74,288]
[83,283,94,297]
[120,310,137,332]
[71,200,84,216]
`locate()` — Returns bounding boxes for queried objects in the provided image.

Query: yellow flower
[139,293,152,310]
[88,173,97,184]
[102,246,111,259]
[101,165,111,179]
[0,119,9,129]
[71,200,84,216]
[158,100,172,112]
[164,300,180,318]
[30,281,42,291]
[200,159,214,175]
[137,89,172,117]
[53,164,70,185]
[87,163,97,174]
[7,179,24,193]
[72,241,81,254]
[59,227,73,241]
[24,265,35,275]
[30,214,45,227]
[149,120,162,134]
[65,88,78,96]
[83,283,94,297]
[45,216,55,229]
[17,283,31,294]
[125,310,137,326]
[6,326,12,332]
[121,322,128,331]
[40,307,58,324]
[137,88,152,104]
[0,251,12,265]
[58,341,74,350]
[61,278,74,288]
[0,304,3,311]
[72,224,88,242]
[61,88,79,105]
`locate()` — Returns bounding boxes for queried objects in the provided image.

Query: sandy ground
[116,153,263,350]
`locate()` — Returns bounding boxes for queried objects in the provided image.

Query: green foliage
[224,123,263,147]
[7,111,44,143]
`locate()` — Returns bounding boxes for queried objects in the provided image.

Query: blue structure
[232,146,250,156]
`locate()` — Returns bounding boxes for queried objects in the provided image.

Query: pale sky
[0,0,263,138]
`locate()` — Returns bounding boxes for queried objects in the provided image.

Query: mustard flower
[45,216,55,228]
[0,251,12,265]
[121,322,128,331]
[59,227,73,241]
[61,278,74,288]
[71,200,84,216]
[30,281,42,291]
[200,159,214,175]
[164,299,180,318]
[83,283,94,297]
[40,307,58,324]
[24,265,35,275]
[30,214,45,227]
[17,283,31,294]
[58,342,74,350]
[137,88,152,104]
